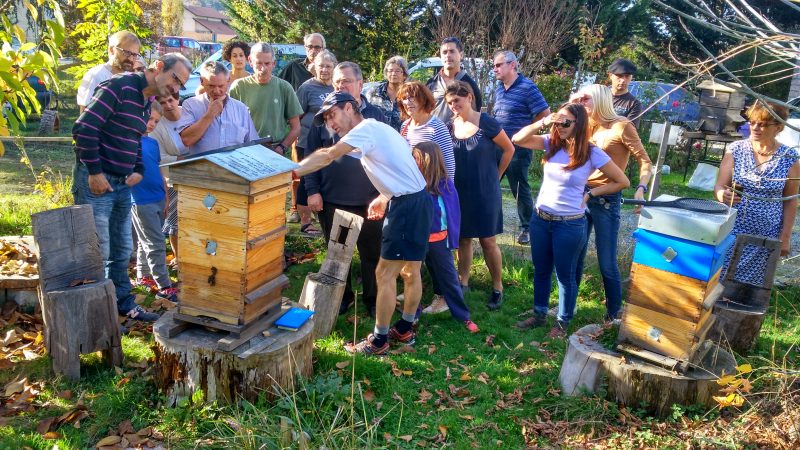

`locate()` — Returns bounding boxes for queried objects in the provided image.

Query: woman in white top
[512,103,629,335]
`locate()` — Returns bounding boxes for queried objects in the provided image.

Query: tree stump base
[152,308,314,405]
[298,272,345,339]
[707,298,767,354]
[560,324,736,417]
[40,279,123,380]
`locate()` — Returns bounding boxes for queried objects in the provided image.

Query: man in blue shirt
[492,50,550,247]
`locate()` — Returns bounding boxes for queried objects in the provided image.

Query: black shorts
[381,189,432,261]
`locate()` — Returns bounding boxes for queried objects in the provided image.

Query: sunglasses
[749,121,778,128]
[493,61,512,69]
[115,47,141,59]
[171,72,186,91]
[556,119,576,128]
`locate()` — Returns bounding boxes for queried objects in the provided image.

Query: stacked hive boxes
[618,195,737,362]
[165,145,297,327]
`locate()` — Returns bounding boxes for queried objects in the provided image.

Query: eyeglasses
[749,121,778,128]
[493,61,512,69]
[305,44,323,51]
[386,69,404,74]
[171,72,186,91]
[557,119,576,128]
[115,47,141,59]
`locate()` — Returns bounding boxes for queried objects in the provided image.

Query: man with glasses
[304,62,388,318]
[77,30,142,113]
[178,61,258,155]
[72,53,192,323]
[278,32,326,91]
[492,50,550,251]
[426,37,482,124]
[229,43,302,155]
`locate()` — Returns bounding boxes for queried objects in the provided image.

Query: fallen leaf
[438,424,448,438]
[736,363,753,374]
[416,389,432,404]
[22,349,39,360]
[390,345,416,355]
[117,419,134,435]
[375,401,383,411]
[485,335,495,347]
[43,431,61,440]
[477,372,490,384]
[4,377,26,396]
[399,435,413,442]
[363,390,375,402]
[116,377,130,387]
[384,432,392,442]
[335,360,350,369]
[37,416,56,435]
[2,329,21,346]
[717,374,737,386]
[428,344,437,355]
[58,390,73,400]
[459,415,474,420]
[460,372,472,382]
[136,427,152,437]
[96,435,122,447]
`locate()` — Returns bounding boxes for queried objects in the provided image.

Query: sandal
[300,223,323,237]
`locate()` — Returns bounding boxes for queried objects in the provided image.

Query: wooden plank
[177,223,247,273]
[247,195,286,239]
[217,303,284,351]
[627,263,720,322]
[616,343,683,371]
[245,274,289,304]
[244,256,284,290]
[250,172,292,196]
[246,226,287,251]
[243,294,283,326]
[177,186,249,227]
[0,136,72,143]
[170,161,249,194]
[245,232,285,269]
[618,303,707,361]
[248,183,290,204]
[175,309,241,328]
[319,210,364,282]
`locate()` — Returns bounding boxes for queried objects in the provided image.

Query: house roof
[184,5,229,20]
[194,18,236,36]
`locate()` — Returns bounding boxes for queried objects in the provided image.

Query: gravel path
[493,189,800,286]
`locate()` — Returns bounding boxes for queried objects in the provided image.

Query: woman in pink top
[511,103,629,336]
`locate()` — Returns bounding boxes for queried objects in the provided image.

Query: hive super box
[164,145,298,326]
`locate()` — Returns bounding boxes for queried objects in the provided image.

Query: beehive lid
[696,79,741,93]
[637,194,737,245]
[165,144,299,195]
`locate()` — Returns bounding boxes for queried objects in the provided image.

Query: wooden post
[32,205,122,380]
[649,121,671,200]
[299,209,363,339]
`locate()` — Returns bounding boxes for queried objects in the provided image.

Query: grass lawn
[1,100,798,447]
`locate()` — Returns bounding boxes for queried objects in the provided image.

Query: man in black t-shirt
[608,58,642,127]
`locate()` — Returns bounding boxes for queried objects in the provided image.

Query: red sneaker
[344,334,390,356]
[135,276,157,290]
[388,326,416,345]
[464,320,479,333]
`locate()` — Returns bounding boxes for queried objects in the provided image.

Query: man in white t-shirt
[76,31,142,113]
[295,91,433,356]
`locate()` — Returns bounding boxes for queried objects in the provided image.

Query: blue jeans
[530,213,587,324]
[425,239,471,321]
[72,164,136,313]
[575,192,623,318]
[503,146,534,231]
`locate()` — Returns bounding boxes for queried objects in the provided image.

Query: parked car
[628,81,700,123]
[199,41,223,56]
[362,56,496,99]
[179,44,305,99]
[157,36,202,60]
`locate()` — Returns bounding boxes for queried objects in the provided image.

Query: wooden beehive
[165,145,297,327]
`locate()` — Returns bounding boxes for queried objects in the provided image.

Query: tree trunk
[152,309,314,405]
[298,273,345,339]
[40,279,123,380]
[560,324,736,417]
[707,299,767,353]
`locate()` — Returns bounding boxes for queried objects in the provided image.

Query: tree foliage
[0,0,64,142]
[161,0,184,37]
[66,0,149,83]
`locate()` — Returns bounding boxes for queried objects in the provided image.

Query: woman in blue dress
[715,101,800,285]
[445,81,515,311]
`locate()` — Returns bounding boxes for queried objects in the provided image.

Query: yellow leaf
[713,393,745,408]
[716,374,737,386]
[96,435,121,447]
[335,360,350,369]
[438,424,448,437]
[399,435,413,442]
[736,364,752,374]
[460,372,472,381]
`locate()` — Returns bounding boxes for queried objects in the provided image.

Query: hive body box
[619,200,736,363]
[165,145,298,326]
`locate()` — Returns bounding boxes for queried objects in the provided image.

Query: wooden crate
[619,303,715,362]
[632,228,734,282]
[627,263,721,322]
[165,145,297,327]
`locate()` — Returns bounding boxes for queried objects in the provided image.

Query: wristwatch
[275,143,286,153]
[637,184,648,193]
[586,190,596,199]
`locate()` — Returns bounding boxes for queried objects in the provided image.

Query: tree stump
[152,309,314,405]
[560,324,736,417]
[40,279,123,380]
[299,209,362,339]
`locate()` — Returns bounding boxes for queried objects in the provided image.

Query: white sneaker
[396,293,405,302]
[422,294,449,314]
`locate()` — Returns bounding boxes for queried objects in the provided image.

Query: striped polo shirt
[492,73,548,142]
[73,72,150,176]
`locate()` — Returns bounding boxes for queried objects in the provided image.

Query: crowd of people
[72,30,797,355]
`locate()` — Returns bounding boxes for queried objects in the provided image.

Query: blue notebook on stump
[275,307,314,331]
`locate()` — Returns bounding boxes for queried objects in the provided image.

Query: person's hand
[717,186,741,206]
[580,192,590,209]
[125,173,143,187]
[307,193,323,212]
[206,97,225,118]
[781,238,791,257]
[88,173,112,195]
[633,188,645,214]
[367,195,388,220]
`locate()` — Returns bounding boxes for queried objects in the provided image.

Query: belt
[536,209,585,221]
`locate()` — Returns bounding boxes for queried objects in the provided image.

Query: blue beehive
[631,229,735,282]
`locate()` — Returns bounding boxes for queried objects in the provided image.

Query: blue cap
[313,91,357,126]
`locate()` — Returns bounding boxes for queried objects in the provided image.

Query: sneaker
[516,313,547,329]
[517,230,530,245]
[287,209,301,223]
[344,333,389,356]
[604,312,622,326]
[156,286,179,302]
[135,276,158,290]
[422,294,449,314]
[548,320,568,338]
[388,326,416,346]
[487,290,503,311]
[124,305,159,322]
[464,320,480,333]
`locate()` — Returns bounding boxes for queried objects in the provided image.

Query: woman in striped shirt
[397,81,455,180]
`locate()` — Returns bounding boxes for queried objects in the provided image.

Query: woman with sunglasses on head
[512,103,629,336]
[445,81,514,312]
[714,101,799,285]
[569,84,652,323]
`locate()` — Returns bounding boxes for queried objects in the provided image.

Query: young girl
[511,103,629,336]
[412,141,479,333]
